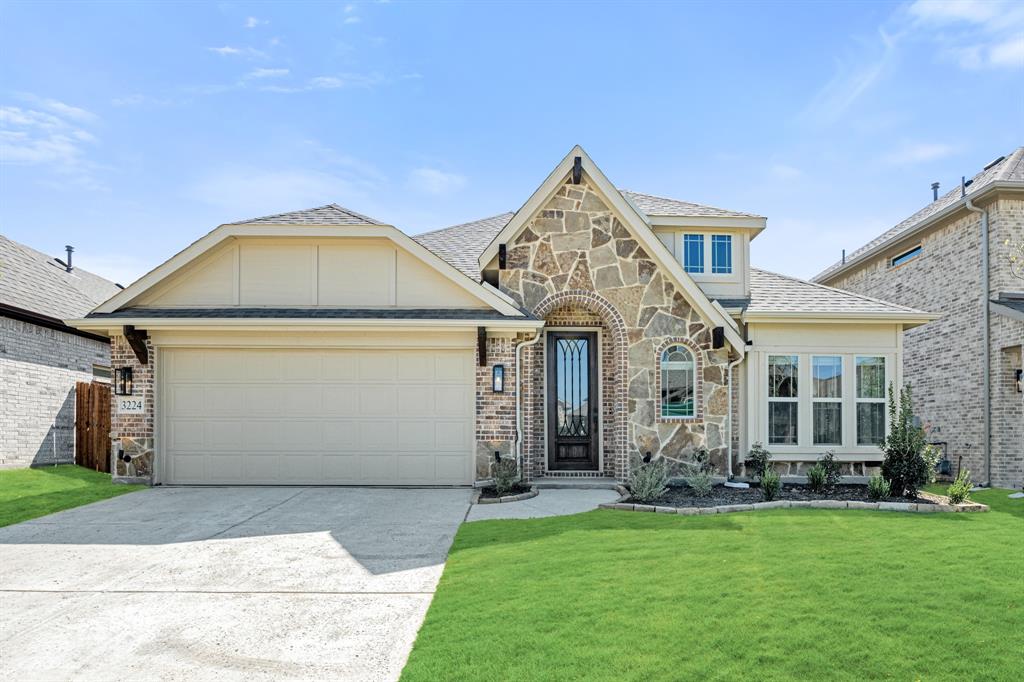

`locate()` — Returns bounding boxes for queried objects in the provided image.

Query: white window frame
[855,355,887,446]
[674,232,736,278]
[767,354,799,446]
[682,234,705,274]
[710,234,733,274]
[811,355,843,446]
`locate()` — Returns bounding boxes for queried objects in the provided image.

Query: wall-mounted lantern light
[1016,369,1022,394]
[116,367,133,396]
[492,364,505,393]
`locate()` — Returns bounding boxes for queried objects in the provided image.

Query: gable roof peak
[227,203,383,226]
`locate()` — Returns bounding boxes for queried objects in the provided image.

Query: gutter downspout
[964,197,992,487]
[514,331,544,475]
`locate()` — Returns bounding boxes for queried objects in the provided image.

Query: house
[1,235,121,467]
[68,147,934,486]
[814,148,1024,489]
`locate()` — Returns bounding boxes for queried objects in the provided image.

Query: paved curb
[598,489,989,514]
[471,486,540,505]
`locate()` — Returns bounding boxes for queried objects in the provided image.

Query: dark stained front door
[547,331,599,471]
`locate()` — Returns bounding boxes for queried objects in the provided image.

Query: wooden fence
[75,381,111,473]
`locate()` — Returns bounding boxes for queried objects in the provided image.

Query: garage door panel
[163,348,473,485]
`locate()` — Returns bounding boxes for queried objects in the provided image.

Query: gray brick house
[0,235,120,467]
[815,148,1024,489]
[70,147,933,486]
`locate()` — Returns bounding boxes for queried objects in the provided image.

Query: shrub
[491,453,520,496]
[761,468,781,502]
[629,457,669,503]
[880,384,930,498]
[947,469,973,505]
[687,471,713,497]
[806,464,827,493]
[921,444,942,484]
[744,442,772,481]
[818,451,843,489]
[867,474,891,500]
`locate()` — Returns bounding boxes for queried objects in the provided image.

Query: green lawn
[0,465,143,527]
[402,488,1023,681]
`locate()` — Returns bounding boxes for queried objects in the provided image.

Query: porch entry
[546,331,599,471]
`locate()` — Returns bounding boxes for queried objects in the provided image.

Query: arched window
[661,345,695,418]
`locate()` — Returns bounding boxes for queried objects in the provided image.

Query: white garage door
[161,347,474,485]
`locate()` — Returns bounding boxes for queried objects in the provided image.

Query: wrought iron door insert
[546,331,599,471]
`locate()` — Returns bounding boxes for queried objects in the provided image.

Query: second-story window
[683,234,704,273]
[711,235,733,274]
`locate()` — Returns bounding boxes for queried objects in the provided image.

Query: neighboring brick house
[815,148,1024,489]
[70,146,933,486]
[0,235,121,467]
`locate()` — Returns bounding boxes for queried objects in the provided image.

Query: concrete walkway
[0,486,471,682]
[466,488,620,521]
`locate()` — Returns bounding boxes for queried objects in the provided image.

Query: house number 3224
[118,398,145,414]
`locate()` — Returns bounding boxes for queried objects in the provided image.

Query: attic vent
[983,155,1005,171]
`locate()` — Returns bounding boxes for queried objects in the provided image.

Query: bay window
[812,356,842,445]
[768,355,798,445]
[856,356,886,445]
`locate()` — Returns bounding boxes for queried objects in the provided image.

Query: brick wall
[826,196,1023,488]
[475,334,520,479]
[109,334,156,481]
[0,317,109,466]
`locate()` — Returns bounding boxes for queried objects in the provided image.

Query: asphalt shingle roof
[228,203,383,226]
[748,268,928,315]
[85,307,521,320]
[814,147,1024,282]
[0,234,121,320]
[620,190,763,218]
[414,212,514,279]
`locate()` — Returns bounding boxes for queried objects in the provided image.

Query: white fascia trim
[743,311,939,325]
[476,145,746,355]
[94,223,524,318]
[67,317,545,334]
[648,215,766,231]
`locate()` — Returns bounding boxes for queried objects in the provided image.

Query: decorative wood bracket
[477,327,487,366]
[123,325,149,365]
[572,156,582,184]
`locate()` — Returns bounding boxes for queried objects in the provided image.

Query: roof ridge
[995,146,1024,181]
[753,267,923,313]
[619,188,764,218]
[325,203,384,225]
[227,203,383,226]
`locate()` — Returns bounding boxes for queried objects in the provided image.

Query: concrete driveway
[0,486,472,682]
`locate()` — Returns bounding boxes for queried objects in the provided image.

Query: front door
[547,331,599,471]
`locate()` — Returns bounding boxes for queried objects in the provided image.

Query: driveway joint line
[200,487,310,541]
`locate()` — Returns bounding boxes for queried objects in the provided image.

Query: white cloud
[207,45,268,59]
[0,98,104,189]
[245,67,290,79]
[111,94,175,107]
[261,73,386,93]
[908,0,1024,69]
[309,76,345,89]
[344,16,361,24]
[344,3,356,12]
[989,36,1024,67]
[408,168,467,196]
[244,16,268,29]
[882,142,957,165]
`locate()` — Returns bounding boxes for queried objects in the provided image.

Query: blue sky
[1,0,1021,286]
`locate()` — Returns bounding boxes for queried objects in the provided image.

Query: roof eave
[67,317,546,334]
[742,311,939,328]
[813,182,1024,284]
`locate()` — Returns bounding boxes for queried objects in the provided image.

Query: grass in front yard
[402,488,1023,681]
[0,465,143,527]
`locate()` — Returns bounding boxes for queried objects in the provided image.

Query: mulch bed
[478,484,533,500]
[636,484,933,508]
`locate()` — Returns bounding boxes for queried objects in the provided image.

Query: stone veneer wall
[827,197,1023,488]
[0,317,110,466]
[110,334,155,482]
[498,175,736,481]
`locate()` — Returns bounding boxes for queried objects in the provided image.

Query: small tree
[744,442,772,482]
[880,383,930,498]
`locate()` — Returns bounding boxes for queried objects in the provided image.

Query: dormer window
[711,235,733,274]
[683,234,704,273]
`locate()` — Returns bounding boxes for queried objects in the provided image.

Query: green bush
[491,454,520,496]
[947,469,973,505]
[921,444,942,484]
[744,442,771,481]
[880,384,930,498]
[687,470,713,497]
[806,464,827,493]
[818,451,843,489]
[629,458,669,503]
[867,474,891,500]
[761,468,781,502]
[682,447,714,497]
